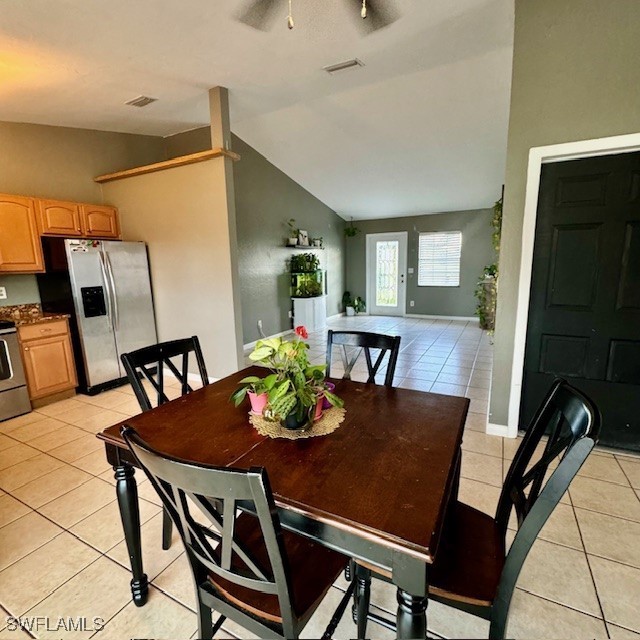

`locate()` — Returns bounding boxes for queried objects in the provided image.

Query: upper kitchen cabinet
[0,193,44,273]
[80,204,120,238]
[37,199,83,236]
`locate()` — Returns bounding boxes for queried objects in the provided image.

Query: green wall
[232,134,345,344]
[491,0,640,426]
[345,210,494,317]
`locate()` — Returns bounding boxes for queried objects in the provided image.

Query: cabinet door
[80,204,120,238]
[21,333,78,399]
[0,194,44,272]
[38,199,82,236]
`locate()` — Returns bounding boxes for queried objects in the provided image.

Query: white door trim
[365,232,408,317]
[503,132,640,438]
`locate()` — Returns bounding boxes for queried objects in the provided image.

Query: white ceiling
[0,0,514,219]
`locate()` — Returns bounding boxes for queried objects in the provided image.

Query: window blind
[417,231,462,287]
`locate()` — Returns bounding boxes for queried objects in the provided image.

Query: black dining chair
[325,330,401,387]
[121,336,210,550]
[351,378,601,640]
[122,426,351,640]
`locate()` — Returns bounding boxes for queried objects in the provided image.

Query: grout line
[572,508,611,638]
[514,587,609,626]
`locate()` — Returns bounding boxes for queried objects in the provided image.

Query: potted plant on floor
[343,291,355,316]
[237,326,343,430]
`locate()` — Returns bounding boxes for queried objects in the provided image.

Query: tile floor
[0,315,639,639]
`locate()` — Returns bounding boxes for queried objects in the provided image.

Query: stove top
[0,320,16,331]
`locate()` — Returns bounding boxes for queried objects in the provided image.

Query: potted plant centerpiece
[231,326,343,430]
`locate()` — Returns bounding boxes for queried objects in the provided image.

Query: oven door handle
[0,338,14,381]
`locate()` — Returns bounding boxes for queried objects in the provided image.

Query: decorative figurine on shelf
[298,229,309,246]
[311,237,323,248]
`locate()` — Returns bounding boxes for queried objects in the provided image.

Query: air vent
[125,96,158,108]
[323,58,364,75]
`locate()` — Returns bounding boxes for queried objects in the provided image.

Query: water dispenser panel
[81,287,107,318]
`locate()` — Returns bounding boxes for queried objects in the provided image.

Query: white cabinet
[293,296,327,331]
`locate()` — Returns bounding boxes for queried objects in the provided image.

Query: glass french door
[366,232,408,316]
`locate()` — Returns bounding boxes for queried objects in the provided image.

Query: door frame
[365,232,408,317]
[498,132,640,438]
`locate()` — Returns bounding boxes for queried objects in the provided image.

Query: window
[418,231,462,287]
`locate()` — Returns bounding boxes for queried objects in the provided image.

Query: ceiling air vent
[125,95,158,108]
[323,59,364,75]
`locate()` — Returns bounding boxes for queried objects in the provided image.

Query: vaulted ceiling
[0,0,514,218]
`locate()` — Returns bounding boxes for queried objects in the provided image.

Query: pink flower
[295,326,308,340]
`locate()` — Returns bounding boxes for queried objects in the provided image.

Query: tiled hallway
[0,316,639,639]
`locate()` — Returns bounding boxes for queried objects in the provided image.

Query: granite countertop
[0,303,70,326]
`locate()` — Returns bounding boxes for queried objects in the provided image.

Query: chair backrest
[120,337,209,412]
[490,379,601,638]
[122,426,297,635]
[326,330,401,387]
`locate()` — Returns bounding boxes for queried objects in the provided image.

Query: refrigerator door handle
[104,252,119,331]
[98,252,115,330]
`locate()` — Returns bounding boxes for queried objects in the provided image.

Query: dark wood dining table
[98,366,468,640]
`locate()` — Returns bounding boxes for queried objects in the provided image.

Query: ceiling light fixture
[285,0,367,29]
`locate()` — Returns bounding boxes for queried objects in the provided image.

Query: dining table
[97,366,469,640]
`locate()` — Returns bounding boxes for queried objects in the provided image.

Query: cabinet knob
[24,347,29,351]
[40,328,51,333]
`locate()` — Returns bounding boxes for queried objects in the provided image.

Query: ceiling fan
[237,0,400,34]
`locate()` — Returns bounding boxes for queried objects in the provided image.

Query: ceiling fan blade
[237,0,282,30]
[349,0,400,33]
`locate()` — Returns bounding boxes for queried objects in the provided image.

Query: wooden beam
[94,148,241,184]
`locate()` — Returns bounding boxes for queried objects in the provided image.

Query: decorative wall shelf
[286,245,324,250]
[94,148,241,184]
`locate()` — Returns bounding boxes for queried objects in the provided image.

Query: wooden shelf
[94,148,241,184]
[286,245,324,250]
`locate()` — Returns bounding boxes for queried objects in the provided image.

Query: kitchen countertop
[0,303,70,326]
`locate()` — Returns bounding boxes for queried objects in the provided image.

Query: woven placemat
[249,407,346,440]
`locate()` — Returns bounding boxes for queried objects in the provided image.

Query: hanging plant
[344,218,360,238]
[492,195,503,253]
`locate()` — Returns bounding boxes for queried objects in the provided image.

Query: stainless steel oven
[0,321,31,421]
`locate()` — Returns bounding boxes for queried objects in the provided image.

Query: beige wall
[491,0,640,426]
[102,160,243,378]
[0,120,165,306]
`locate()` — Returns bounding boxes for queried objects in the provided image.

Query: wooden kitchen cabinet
[0,193,44,273]
[80,204,120,238]
[18,319,78,400]
[37,199,83,236]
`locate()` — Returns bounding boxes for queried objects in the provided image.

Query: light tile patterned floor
[0,315,639,639]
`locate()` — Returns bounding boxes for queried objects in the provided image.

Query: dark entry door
[521,151,640,451]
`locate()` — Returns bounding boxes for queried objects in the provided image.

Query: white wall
[102,159,243,378]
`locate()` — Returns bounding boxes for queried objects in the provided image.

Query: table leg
[396,589,428,639]
[114,464,148,607]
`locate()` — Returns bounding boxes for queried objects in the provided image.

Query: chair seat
[209,513,347,625]
[429,501,505,606]
[355,501,504,607]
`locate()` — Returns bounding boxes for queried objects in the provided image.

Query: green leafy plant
[233,327,343,423]
[342,291,353,308]
[492,195,503,253]
[344,219,360,238]
[230,374,278,407]
[287,218,298,237]
[290,252,320,273]
[353,296,366,313]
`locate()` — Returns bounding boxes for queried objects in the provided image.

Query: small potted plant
[342,291,355,316]
[236,326,343,430]
[353,296,366,314]
[311,237,323,248]
[286,218,299,246]
[230,374,278,414]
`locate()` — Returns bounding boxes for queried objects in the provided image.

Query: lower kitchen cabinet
[18,319,78,400]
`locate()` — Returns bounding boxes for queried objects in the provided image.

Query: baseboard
[243,328,294,352]
[487,422,513,438]
[404,314,479,322]
[327,312,345,320]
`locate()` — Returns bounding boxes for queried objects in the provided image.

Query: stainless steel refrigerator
[37,238,157,394]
